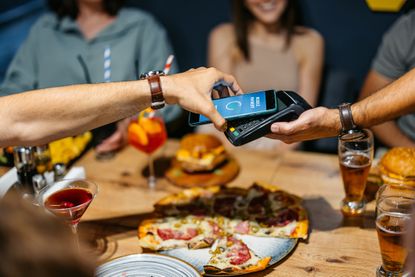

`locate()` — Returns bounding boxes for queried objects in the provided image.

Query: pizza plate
[95,253,201,277]
[161,235,298,276]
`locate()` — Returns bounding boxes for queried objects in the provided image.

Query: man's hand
[162,67,242,131]
[95,118,131,154]
[267,107,341,143]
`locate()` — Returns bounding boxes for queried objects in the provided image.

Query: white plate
[96,253,201,277]
[162,234,298,276]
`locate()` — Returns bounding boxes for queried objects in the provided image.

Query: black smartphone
[188,90,278,126]
[225,91,312,146]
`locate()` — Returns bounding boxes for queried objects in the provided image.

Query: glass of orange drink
[128,108,167,188]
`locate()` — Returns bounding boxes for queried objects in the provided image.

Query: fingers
[212,90,220,99]
[95,132,123,153]
[211,68,243,95]
[265,133,296,144]
[201,104,227,132]
[270,122,295,135]
[214,84,230,98]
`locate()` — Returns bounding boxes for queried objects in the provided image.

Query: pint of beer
[376,186,415,277]
[338,129,374,216]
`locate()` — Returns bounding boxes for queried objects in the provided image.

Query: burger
[379,147,415,186]
[176,134,227,172]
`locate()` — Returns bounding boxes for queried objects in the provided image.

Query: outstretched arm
[0,68,241,147]
[269,68,415,143]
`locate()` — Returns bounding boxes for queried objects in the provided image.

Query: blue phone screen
[199,91,267,123]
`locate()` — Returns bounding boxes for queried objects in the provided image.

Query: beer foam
[376,214,410,234]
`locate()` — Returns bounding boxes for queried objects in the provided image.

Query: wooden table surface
[77,140,381,277]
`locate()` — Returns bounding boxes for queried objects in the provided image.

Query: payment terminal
[224,90,311,146]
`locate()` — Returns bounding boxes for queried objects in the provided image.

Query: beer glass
[376,184,415,276]
[338,129,374,216]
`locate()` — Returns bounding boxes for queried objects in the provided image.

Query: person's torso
[233,38,299,93]
[31,9,156,89]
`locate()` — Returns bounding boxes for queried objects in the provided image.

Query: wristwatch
[338,103,357,133]
[140,70,165,110]
[338,103,365,140]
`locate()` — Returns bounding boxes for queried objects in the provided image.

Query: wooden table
[78,140,381,277]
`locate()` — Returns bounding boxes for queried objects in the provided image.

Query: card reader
[225,90,311,146]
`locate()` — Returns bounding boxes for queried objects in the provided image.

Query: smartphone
[225,90,312,146]
[188,90,277,126]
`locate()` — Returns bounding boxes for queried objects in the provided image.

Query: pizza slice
[138,215,224,250]
[226,206,308,239]
[203,235,271,275]
[154,187,220,216]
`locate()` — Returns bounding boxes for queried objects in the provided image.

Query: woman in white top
[201,0,324,152]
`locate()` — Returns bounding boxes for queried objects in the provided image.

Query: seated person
[1,0,180,154]
[359,10,415,148]
[199,0,323,152]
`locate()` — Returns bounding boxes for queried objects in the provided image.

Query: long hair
[231,0,303,61]
[48,0,125,19]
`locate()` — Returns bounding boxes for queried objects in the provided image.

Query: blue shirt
[1,8,181,123]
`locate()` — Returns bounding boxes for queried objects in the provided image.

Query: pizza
[152,182,308,239]
[138,182,308,275]
[139,215,223,250]
[204,236,271,275]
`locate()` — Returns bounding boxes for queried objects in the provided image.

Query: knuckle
[207,67,217,75]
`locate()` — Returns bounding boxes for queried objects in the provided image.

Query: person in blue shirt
[1,0,180,154]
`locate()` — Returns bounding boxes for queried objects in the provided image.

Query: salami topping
[226,238,251,265]
[234,220,250,234]
[157,228,198,241]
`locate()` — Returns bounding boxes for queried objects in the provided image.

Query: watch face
[339,129,367,141]
[140,70,165,80]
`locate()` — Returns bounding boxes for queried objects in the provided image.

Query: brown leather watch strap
[147,75,165,110]
[338,103,357,133]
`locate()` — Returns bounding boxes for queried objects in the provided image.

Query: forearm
[371,121,415,147]
[0,80,151,147]
[0,67,240,147]
[352,68,415,128]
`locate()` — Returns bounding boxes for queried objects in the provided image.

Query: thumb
[207,109,227,132]
[271,122,293,135]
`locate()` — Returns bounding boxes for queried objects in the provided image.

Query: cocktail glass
[37,179,98,247]
[128,108,167,189]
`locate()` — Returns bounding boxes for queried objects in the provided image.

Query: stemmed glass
[128,108,167,188]
[376,184,415,276]
[338,129,374,216]
[37,179,98,247]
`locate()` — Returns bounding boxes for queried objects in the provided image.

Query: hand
[162,67,242,131]
[95,118,131,154]
[266,107,341,143]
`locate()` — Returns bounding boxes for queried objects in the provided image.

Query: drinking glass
[128,108,167,188]
[37,179,98,247]
[338,129,374,216]
[376,184,415,276]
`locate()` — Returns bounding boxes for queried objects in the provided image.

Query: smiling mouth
[258,0,277,12]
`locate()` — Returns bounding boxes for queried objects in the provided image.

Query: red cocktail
[44,187,93,225]
[38,179,98,247]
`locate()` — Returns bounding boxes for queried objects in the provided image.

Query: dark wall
[127,0,231,71]
[299,1,406,92]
